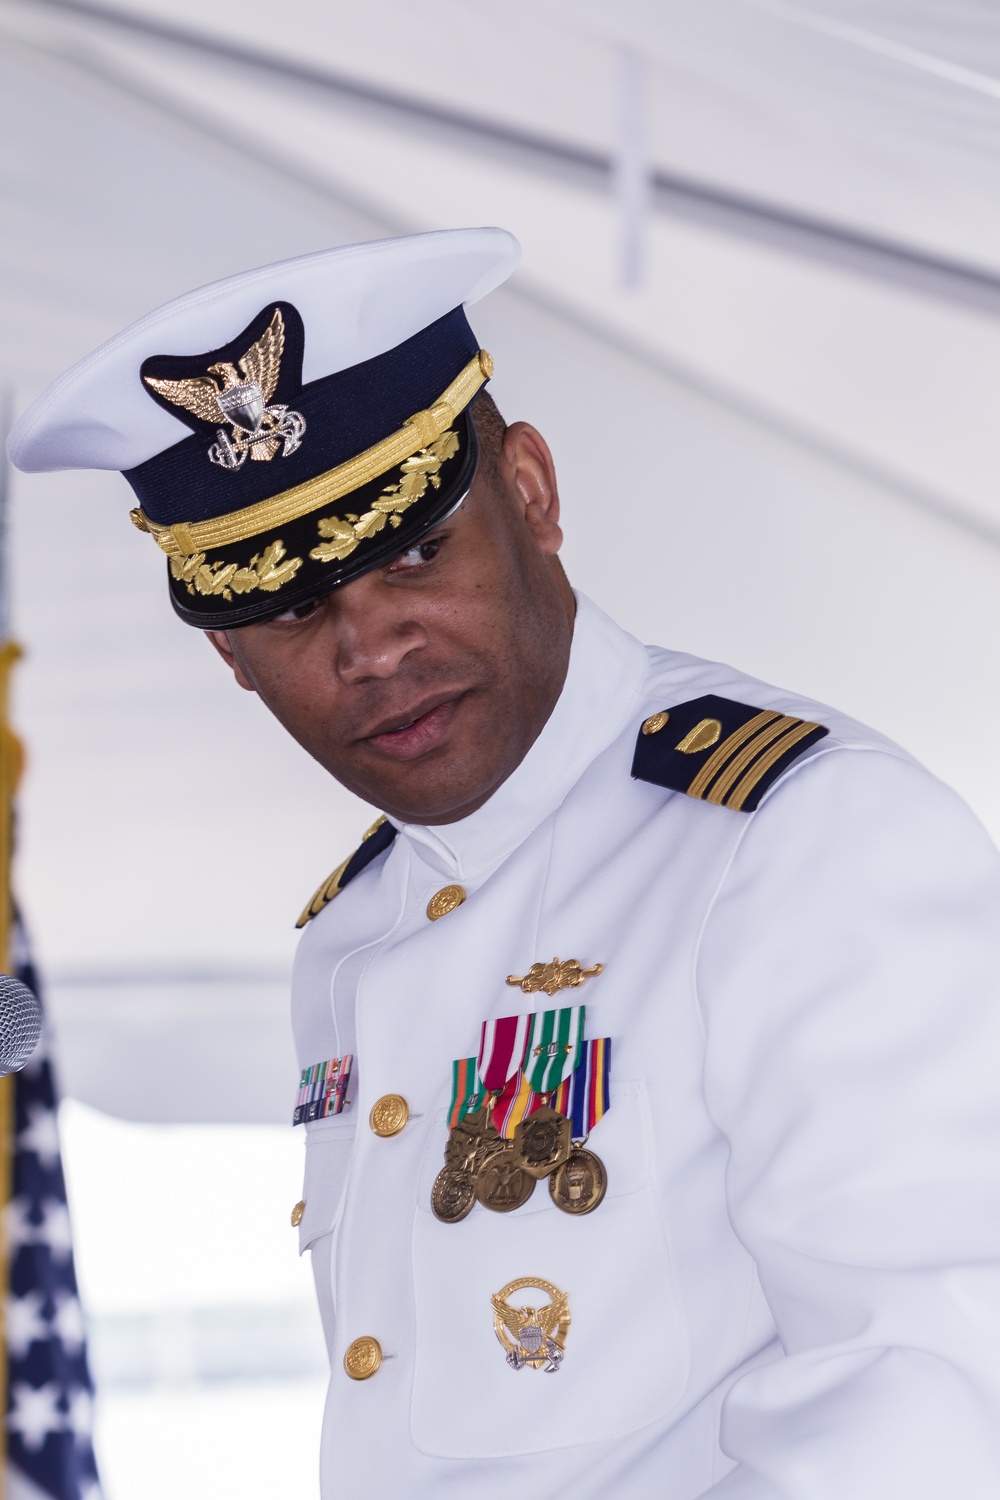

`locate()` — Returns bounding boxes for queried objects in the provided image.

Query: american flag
[5,928,101,1500]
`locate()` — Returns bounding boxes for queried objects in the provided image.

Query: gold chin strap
[131,350,493,559]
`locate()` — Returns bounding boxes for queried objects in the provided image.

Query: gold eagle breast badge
[144,308,306,471]
[492,1277,571,1372]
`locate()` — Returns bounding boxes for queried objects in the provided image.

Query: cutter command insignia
[631,694,829,812]
[296,815,397,927]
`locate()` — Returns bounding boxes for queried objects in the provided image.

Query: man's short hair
[472,389,507,479]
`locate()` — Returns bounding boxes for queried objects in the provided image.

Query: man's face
[207,421,575,825]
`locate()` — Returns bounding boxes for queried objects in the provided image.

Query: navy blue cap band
[126,305,480,526]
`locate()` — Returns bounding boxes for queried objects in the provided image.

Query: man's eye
[270,598,320,624]
[394,538,442,569]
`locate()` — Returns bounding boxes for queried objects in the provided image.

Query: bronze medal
[513,1104,572,1179]
[431,1166,477,1223]
[474,1143,536,1212]
[446,1106,502,1174]
[548,1147,607,1215]
[433,1102,506,1222]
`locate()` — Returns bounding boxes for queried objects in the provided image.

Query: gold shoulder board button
[344,1336,383,1380]
[641,711,669,735]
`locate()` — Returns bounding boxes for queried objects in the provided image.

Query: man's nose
[329,585,427,683]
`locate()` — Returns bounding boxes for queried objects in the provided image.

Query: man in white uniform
[10,230,1000,1498]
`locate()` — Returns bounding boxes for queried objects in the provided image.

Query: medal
[548,1148,607,1215]
[513,1104,572,1178]
[548,1038,612,1214]
[446,1104,503,1174]
[433,1069,504,1223]
[431,1166,477,1223]
[474,1142,536,1212]
[508,1006,584,1176]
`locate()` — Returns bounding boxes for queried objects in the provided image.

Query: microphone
[0,975,42,1077]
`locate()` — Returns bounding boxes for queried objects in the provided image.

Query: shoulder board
[631,694,829,812]
[296,815,397,929]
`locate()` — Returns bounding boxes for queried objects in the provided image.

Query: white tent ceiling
[1,0,998,1120]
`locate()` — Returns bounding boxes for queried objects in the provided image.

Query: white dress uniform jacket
[292,593,1000,1499]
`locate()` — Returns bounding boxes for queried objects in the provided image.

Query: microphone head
[0,975,42,1077]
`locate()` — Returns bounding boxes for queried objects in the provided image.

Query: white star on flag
[52,1291,86,1354]
[6,1291,48,1357]
[39,1200,74,1260]
[19,1102,61,1168]
[8,1382,64,1450]
[5,1195,39,1251]
[66,1388,94,1444]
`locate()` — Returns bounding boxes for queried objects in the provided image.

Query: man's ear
[502,422,563,556]
[204,629,255,692]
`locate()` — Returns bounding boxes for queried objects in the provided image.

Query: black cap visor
[167,408,479,628]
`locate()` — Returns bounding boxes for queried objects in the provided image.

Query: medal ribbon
[552,1037,611,1138]
[447,1056,486,1130]
[491,1071,546,1139]
[523,1005,585,1095]
[478,1012,532,1093]
[293,1054,353,1126]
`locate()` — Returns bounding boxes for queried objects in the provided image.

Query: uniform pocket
[409,1081,688,1457]
[298,1118,356,1255]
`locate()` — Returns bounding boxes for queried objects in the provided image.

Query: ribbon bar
[293,1054,353,1126]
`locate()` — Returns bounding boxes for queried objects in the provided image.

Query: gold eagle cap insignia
[143,308,306,471]
[492,1277,571,1372]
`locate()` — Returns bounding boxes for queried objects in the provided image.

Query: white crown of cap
[8,227,520,474]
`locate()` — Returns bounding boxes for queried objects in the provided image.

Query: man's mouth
[362,692,467,761]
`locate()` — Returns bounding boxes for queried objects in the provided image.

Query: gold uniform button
[344,1335,383,1380]
[427,884,466,921]
[641,711,670,735]
[370,1094,409,1137]
[290,1200,305,1228]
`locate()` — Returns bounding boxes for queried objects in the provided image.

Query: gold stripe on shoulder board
[295,816,387,929]
[726,720,821,811]
[686,713,821,810]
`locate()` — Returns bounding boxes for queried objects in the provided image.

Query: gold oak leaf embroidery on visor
[309,429,460,564]
[169,540,302,600]
[164,429,460,601]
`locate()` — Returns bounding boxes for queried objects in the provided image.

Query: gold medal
[513,1104,572,1179]
[431,1166,477,1223]
[474,1143,536,1212]
[548,1147,607,1215]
